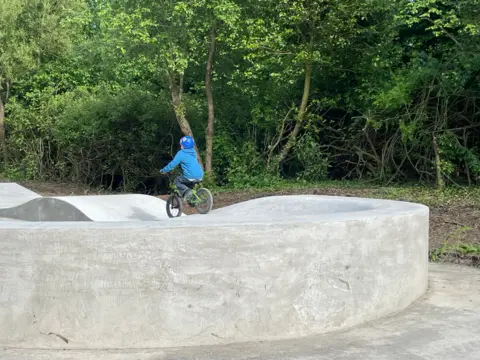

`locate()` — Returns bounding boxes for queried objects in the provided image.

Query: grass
[213,178,480,207]
[429,224,480,266]
[210,179,370,193]
[378,186,480,207]
[430,241,480,266]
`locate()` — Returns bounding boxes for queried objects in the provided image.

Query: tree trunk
[0,97,6,171]
[276,54,313,164]
[168,72,204,168]
[432,135,444,189]
[204,21,217,176]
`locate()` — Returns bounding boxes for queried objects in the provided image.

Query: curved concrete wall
[0,196,429,349]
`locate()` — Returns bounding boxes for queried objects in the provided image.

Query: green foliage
[399,0,480,37]
[0,0,86,88]
[294,134,329,182]
[430,238,480,263]
[378,185,480,207]
[55,86,176,189]
[2,0,480,191]
[213,136,281,189]
[6,84,178,190]
[438,131,480,178]
[5,87,72,179]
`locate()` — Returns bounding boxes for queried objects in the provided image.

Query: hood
[183,148,197,156]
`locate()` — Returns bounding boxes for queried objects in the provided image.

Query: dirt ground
[15,180,480,254]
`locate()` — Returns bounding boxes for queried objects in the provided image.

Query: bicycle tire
[194,188,213,214]
[166,194,183,218]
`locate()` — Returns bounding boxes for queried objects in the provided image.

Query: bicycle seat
[186,180,201,189]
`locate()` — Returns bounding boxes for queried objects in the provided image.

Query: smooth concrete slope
[183,194,400,224]
[0,195,429,349]
[3,263,477,360]
[0,183,41,221]
[0,183,172,221]
[0,194,172,221]
[0,183,41,208]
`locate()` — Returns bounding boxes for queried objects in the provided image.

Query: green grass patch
[430,242,480,263]
[211,178,373,192]
[374,186,480,207]
[430,225,479,265]
[212,178,480,207]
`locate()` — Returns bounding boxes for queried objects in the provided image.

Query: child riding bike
[160,136,204,200]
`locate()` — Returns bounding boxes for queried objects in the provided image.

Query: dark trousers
[174,175,200,197]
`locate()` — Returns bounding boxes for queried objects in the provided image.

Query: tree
[100,0,242,171]
[3,0,480,188]
[0,0,85,170]
[199,0,241,176]
[98,0,206,165]
[239,0,371,170]
[204,22,217,175]
[176,0,241,175]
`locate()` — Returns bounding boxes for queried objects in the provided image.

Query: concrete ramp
[0,197,90,221]
[0,183,41,208]
[0,182,432,351]
[0,183,171,221]
[55,194,171,221]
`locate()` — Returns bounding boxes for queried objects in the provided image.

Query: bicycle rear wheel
[194,188,213,214]
[166,194,183,218]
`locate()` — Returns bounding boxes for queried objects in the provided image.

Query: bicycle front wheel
[166,194,183,218]
[194,188,213,214]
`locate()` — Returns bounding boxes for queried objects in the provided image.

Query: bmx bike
[163,174,213,218]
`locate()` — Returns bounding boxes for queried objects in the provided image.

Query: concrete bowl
[0,195,429,349]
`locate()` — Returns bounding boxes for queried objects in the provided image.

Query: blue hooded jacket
[161,148,204,180]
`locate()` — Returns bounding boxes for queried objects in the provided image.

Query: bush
[5,85,180,190]
[213,136,281,188]
[5,87,74,179]
[53,86,177,189]
[294,133,329,182]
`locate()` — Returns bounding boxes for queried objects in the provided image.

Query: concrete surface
[0,195,173,221]
[0,183,173,221]
[0,185,430,349]
[0,183,41,208]
[2,263,478,360]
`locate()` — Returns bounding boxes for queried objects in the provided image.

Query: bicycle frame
[168,177,202,205]
[163,172,213,217]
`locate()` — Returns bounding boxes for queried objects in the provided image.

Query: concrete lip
[0,183,430,350]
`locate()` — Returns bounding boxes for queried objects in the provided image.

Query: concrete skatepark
[0,182,478,359]
[0,183,176,221]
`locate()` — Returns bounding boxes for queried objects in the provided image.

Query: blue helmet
[180,135,195,149]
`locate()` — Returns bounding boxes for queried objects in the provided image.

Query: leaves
[0,0,86,90]
[1,0,480,188]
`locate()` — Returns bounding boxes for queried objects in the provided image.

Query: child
[160,136,204,199]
